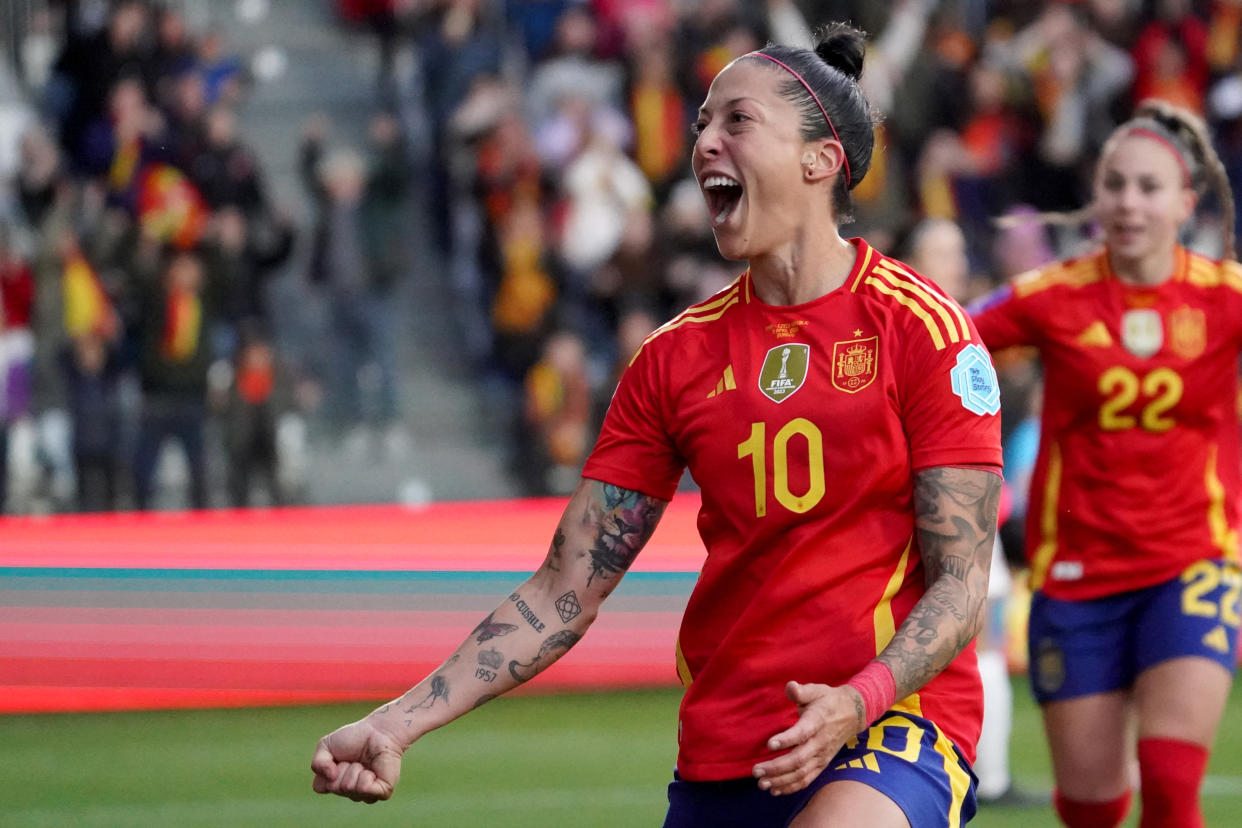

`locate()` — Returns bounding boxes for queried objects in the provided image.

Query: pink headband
[1125,127,1192,187]
[745,51,852,188]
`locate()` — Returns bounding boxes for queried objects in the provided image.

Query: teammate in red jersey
[312,23,1002,827]
[971,99,1240,828]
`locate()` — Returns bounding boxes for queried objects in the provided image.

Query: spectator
[132,249,214,510]
[0,230,35,512]
[521,329,592,495]
[301,112,412,436]
[61,333,122,511]
[221,330,284,508]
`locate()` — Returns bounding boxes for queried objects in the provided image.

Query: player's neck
[749,233,855,306]
[1108,245,1177,287]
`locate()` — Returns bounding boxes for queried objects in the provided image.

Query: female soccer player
[313,24,1002,827]
[971,99,1240,828]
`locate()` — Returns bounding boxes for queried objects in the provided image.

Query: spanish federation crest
[1121,308,1163,358]
[950,344,1000,416]
[1169,306,1206,360]
[758,343,810,402]
[831,336,878,394]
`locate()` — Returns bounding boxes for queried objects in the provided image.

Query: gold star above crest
[853,329,863,337]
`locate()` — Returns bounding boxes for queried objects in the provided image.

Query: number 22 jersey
[971,247,1242,601]
[583,238,1002,781]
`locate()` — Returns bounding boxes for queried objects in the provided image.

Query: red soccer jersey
[972,247,1242,601]
[583,238,1002,781]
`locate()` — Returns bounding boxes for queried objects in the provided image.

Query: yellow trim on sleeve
[1029,442,1064,590]
[1012,258,1103,298]
[864,277,948,350]
[629,284,741,365]
[874,540,912,654]
[674,635,693,686]
[1205,445,1240,564]
[877,260,972,342]
[874,539,924,717]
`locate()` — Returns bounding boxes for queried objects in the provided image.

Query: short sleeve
[899,319,1003,472]
[582,345,685,501]
[968,285,1038,352]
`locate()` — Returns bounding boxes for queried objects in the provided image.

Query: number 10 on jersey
[738,418,826,517]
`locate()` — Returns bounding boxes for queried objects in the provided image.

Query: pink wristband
[845,661,897,726]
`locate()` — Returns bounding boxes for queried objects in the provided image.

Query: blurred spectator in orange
[522,329,591,495]
[490,198,558,382]
[626,37,688,201]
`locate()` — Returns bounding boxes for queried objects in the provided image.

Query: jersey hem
[1033,556,1221,601]
[910,448,1003,470]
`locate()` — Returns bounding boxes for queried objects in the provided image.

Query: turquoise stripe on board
[0,568,699,596]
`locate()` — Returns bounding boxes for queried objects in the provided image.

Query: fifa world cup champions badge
[759,343,811,402]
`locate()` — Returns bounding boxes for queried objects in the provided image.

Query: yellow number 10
[737,419,826,517]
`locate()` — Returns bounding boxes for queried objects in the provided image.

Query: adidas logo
[707,365,737,398]
[834,752,880,772]
[1076,321,1113,348]
[1203,625,1230,654]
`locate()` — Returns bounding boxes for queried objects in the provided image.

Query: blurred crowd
[370,0,1241,497]
[0,0,302,513]
[0,0,1239,512]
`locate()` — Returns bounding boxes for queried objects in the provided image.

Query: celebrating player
[313,23,1002,827]
[971,99,1240,828]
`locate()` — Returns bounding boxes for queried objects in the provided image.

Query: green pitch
[2,678,1240,827]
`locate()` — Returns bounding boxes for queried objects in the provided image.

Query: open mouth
[702,175,743,226]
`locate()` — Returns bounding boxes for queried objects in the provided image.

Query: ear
[1178,186,1197,225]
[801,139,847,184]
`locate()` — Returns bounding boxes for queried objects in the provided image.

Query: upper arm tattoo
[878,467,1000,698]
[582,482,667,589]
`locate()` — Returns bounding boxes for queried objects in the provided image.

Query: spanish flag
[160,288,201,363]
[62,254,114,338]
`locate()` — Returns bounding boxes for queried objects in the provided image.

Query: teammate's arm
[878,465,999,699]
[310,479,669,803]
[752,465,999,796]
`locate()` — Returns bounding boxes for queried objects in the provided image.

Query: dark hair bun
[813,22,867,81]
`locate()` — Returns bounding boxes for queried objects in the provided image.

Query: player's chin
[710,233,750,262]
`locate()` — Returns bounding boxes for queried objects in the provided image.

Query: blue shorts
[1028,559,1241,704]
[662,711,978,828]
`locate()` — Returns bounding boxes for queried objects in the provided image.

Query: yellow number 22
[1098,366,1183,432]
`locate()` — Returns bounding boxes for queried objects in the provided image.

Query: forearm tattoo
[508,630,582,683]
[878,467,999,699]
[507,592,547,633]
[471,611,519,644]
[544,528,566,572]
[405,674,450,712]
[584,483,666,588]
